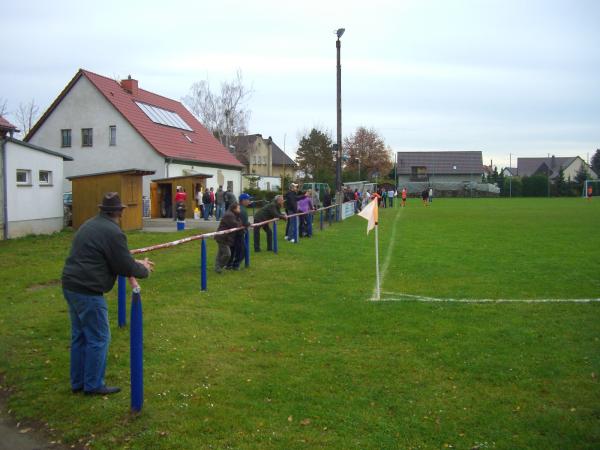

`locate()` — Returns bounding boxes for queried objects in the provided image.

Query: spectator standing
[254,195,286,251]
[284,183,301,242]
[388,189,395,208]
[323,187,332,224]
[209,187,215,218]
[214,203,242,273]
[401,187,407,207]
[215,186,226,220]
[429,187,434,203]
[228,194,251,270]
[421,188,429,206]
[202,189,211,220]
[225,186,236,211]
[382,189,388,208]
[62,193,153,395]
[174,186,187,221]
[297,191,314,237]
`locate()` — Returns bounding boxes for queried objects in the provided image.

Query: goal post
[583,179,600,198]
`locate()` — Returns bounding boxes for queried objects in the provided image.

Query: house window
[227,181,233,192]
[109,126,117,146]
[61,129,72,147]
[82,128,93,147]
[16,169,31,185]
[411,166,428,181]
[39,170,53,185]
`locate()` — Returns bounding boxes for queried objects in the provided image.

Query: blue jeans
[216,204,225,221]
[63,289,111,392]
[286,215,298,240]
[203,203,211,220]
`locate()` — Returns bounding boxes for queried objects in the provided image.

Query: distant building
[1,115,73,239]
[502,167,518,177]
[396,151,484,184]
[517,156,597,180]
[231,134,296,191]
[25,69,244,200]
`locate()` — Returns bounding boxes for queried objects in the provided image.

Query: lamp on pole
[335,27,345,195]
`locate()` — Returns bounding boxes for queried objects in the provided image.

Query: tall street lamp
[335,27,345,195]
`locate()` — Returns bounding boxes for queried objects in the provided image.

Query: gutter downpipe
[1,138,8,240]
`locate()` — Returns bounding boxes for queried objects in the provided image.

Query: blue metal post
[320,210,323,230]
[117,276,126,328]
[295,216,299,243]
[201,239,207,291]
[273,221,278,253]
[130,287,143,413]
[244,230,250,267]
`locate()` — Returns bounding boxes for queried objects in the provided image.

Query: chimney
[551,154,556,168]
[121,75,139,96]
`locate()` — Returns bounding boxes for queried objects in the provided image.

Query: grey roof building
[396,151,484,182]
[517,156,597,180]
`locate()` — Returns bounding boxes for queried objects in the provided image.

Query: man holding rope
[62,193,154,396]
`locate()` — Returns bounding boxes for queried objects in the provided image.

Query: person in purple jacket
[297,190,314,237]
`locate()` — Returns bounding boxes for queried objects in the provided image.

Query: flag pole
[374,221,380,300]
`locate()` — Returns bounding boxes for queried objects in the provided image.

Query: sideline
[371,207,403,300]
[374,291,600,304]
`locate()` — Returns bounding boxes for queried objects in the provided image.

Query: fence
[118,202,352,412]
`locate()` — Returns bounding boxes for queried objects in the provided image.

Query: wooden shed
[150,174,212,219]
[67,169,155,231]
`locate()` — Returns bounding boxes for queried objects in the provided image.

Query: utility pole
[509,153,512,198]
[335,28,345,195]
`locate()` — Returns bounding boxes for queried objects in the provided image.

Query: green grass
[0,198,599,449]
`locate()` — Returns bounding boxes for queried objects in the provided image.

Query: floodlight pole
[335,29,344,194]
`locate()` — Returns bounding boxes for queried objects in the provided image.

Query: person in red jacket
[174,186,187,220]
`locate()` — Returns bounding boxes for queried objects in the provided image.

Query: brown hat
[98,192,126,211]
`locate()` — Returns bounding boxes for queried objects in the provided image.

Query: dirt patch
[26,280,61,292]
[0,374,74,450]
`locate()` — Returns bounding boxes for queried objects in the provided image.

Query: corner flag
[357,198,378,234]
[358,199,381,300]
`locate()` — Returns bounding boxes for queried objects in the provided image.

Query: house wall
[167,162,242,196]
[243,137,272,176]
[5,140,64,238]
[27,76,165,197]
[564,158,598,180]
[271,164,296,179]
[0,142,5,238]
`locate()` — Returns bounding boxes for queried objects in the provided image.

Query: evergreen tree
[553,167,568,196]
[591,149,600,177]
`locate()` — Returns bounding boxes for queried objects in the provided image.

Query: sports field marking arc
[373,291,600,304]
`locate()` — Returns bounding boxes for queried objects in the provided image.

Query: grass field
[0,198,599,449]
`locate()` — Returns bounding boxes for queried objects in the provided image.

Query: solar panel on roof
[135,101,192,131]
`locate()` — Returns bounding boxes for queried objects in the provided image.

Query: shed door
[150,182,160,218]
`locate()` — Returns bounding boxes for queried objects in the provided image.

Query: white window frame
[16,169,32,186]
[109,125,117,146]
[39,170,53,186]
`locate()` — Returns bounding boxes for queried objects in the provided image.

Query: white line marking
[371,208,403,300]
[370,291,600,303]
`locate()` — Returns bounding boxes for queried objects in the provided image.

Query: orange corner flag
[357,198,378,234]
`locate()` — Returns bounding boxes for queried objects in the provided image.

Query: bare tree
[0,97,8,117]
[15,99,40,136]
[182,70,252,146]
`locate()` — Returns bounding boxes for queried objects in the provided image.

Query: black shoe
[84,386,121,396]
[254,248,261,252]
[72,387,83,394]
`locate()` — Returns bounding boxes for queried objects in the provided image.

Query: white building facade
[1,138,71,238]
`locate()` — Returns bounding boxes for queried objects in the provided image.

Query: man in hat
[62,192,154,396]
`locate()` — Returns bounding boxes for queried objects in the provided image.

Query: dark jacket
[284,190,302,213]
[240,205,250,227]
[215,210,242,246]
[323,191,332,207]
[202,191,211,203]
[254,200,285,223]
[62,213,149,295]
[225,191,236,205]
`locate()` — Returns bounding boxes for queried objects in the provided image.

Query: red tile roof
[0,115,18,131]
[26,69,243,168]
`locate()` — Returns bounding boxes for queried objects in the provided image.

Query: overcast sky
[2,0,599,168]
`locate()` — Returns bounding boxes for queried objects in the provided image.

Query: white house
[25,69,244,200]
[1,116,73,239]
[517,156,597,180]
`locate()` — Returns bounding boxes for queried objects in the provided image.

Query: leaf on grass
[300,418,311,426]
[287,416,293,422]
